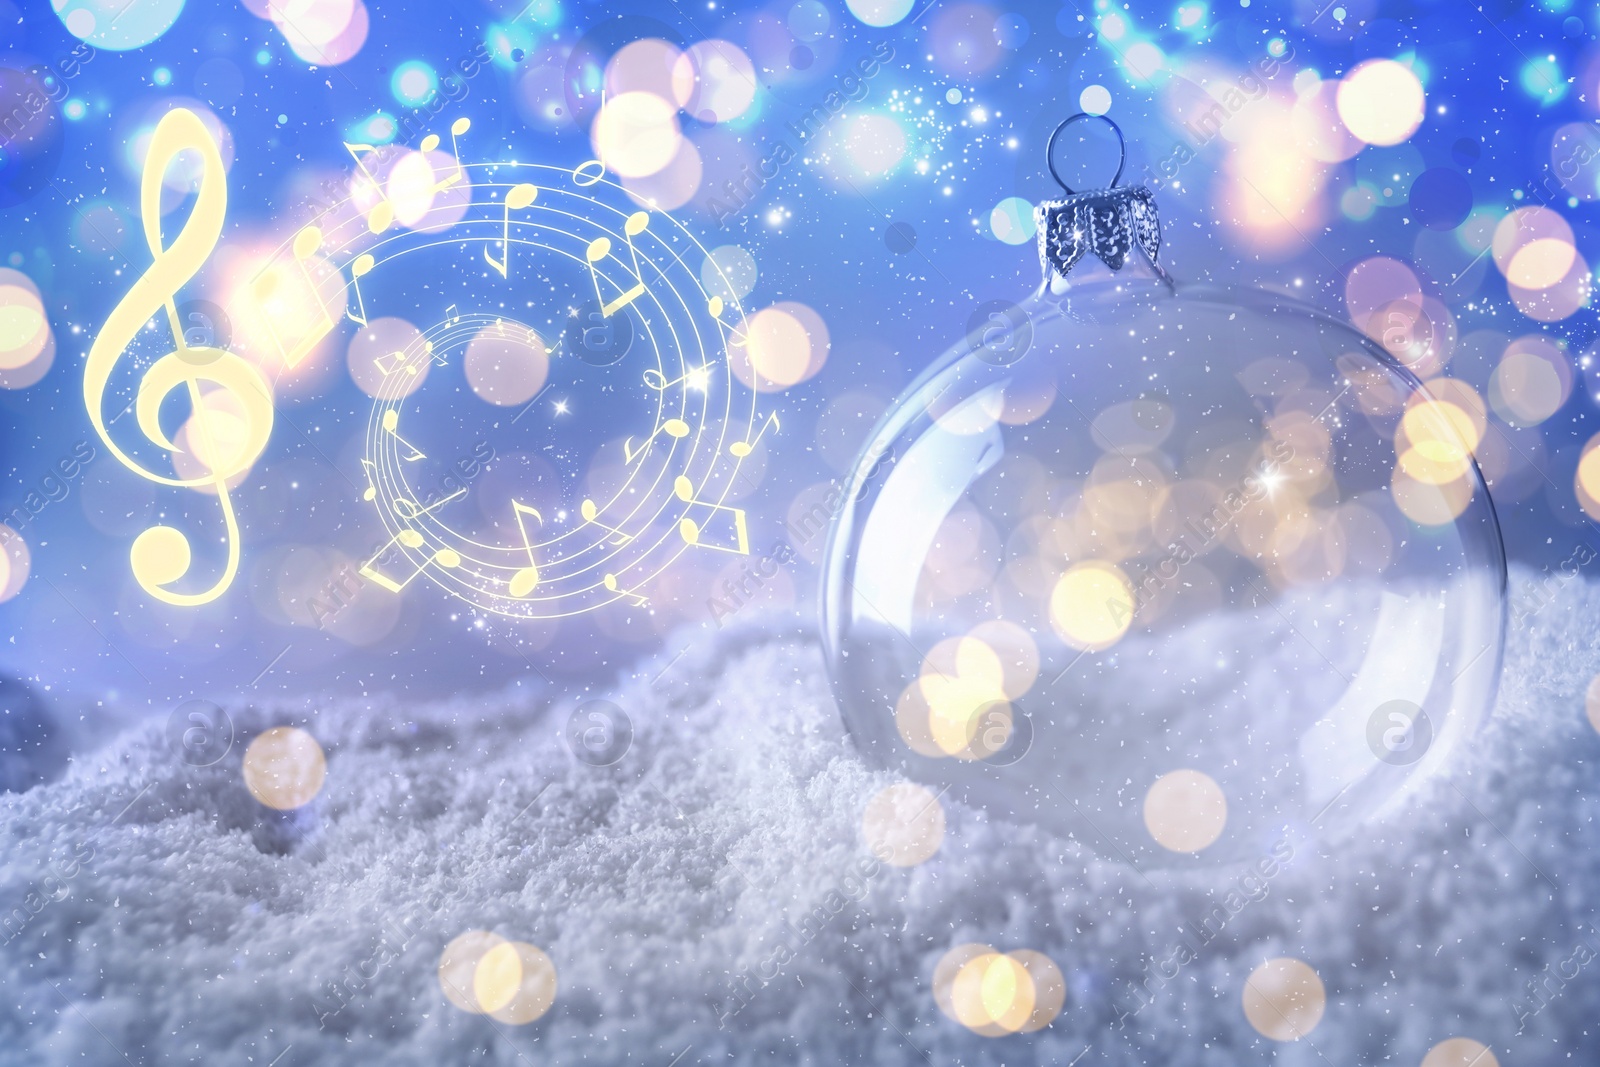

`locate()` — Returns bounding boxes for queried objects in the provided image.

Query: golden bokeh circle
[1420,1037,1499,1067]
[438,929,506,1014]
[1241,957,1326,1041]
[1049,560,1135,651]
[1143,769,1228,853]
[241,726,327,810]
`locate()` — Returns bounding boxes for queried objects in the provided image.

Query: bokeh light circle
[1337,59,1425,146]
[241,726,327,810]
[1242,957,1326,1041]
[53,0,185,50]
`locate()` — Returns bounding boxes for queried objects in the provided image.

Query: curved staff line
[353,207,702,566]
[351,235,686,569]
[315,163,752,611]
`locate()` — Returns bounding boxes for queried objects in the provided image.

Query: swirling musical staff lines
[246,133,776,619]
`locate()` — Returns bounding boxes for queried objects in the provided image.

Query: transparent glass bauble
[822,246,1506,867]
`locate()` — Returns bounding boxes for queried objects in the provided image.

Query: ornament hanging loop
[1045,113,1126,195]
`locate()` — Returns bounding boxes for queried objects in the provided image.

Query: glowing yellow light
[1048,561,1135,651]
[919,637,1007,757]
[0,286,48,370]
[1574,433,1600,521]
[241,726,327,810]
[1421,1038,1500,1067]
[1336,59,1425,146]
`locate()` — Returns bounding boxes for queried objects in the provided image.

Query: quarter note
[508,500,543,598]
[347,253,375,327]
[360,528,461,594]
[585,211,649,317]
[254,225,335,370]
[603,573,647,607]
[623,418,689,463]
[382,410,426,461]
[579,499,632,544]
[343,141,395,233]
[485,183,538,277]
[729,412,779,458]
[673,476,750,555]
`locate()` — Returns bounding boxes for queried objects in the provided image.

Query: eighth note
[382,410,425,461]
[579,499,632,545]
[586,211,649,317]
[623,418,688,463]
[729,412,779,458]
[674,476,750,555]
[360,528,461,593]
[603,573,648,607]
[253,225,334,369]
[485,183,538,277]
[420,117,471,190]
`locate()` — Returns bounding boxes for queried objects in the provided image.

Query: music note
[374,350,420,378]
[673,476,750,555]
[360,528,461,593]
[444,303,460,324]
[585,211,649,317]
[573,159,606,187]
[420,117,471,190]
[643,365,709,392]
[623,418,689,463]
[344,141,395,233]
[729,412,779,458]
[84,108,274,607]
[360,458,378,502]
[709,296,750,348]
[603,573,648,607]
[485,183,538,277]
[382,410,426,461]
[253,225,335,369]
[579,499,632,544]
[347,253,375,327]
[508,501,544,598]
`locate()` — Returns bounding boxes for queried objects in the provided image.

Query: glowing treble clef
[83,108,274,607]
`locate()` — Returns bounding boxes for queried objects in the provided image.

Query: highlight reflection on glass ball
[822,256,1505,866]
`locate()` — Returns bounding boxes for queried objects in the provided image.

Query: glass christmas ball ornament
[821,115,1506,866]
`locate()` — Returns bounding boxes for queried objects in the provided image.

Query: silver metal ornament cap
[1033,113,1170,285]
